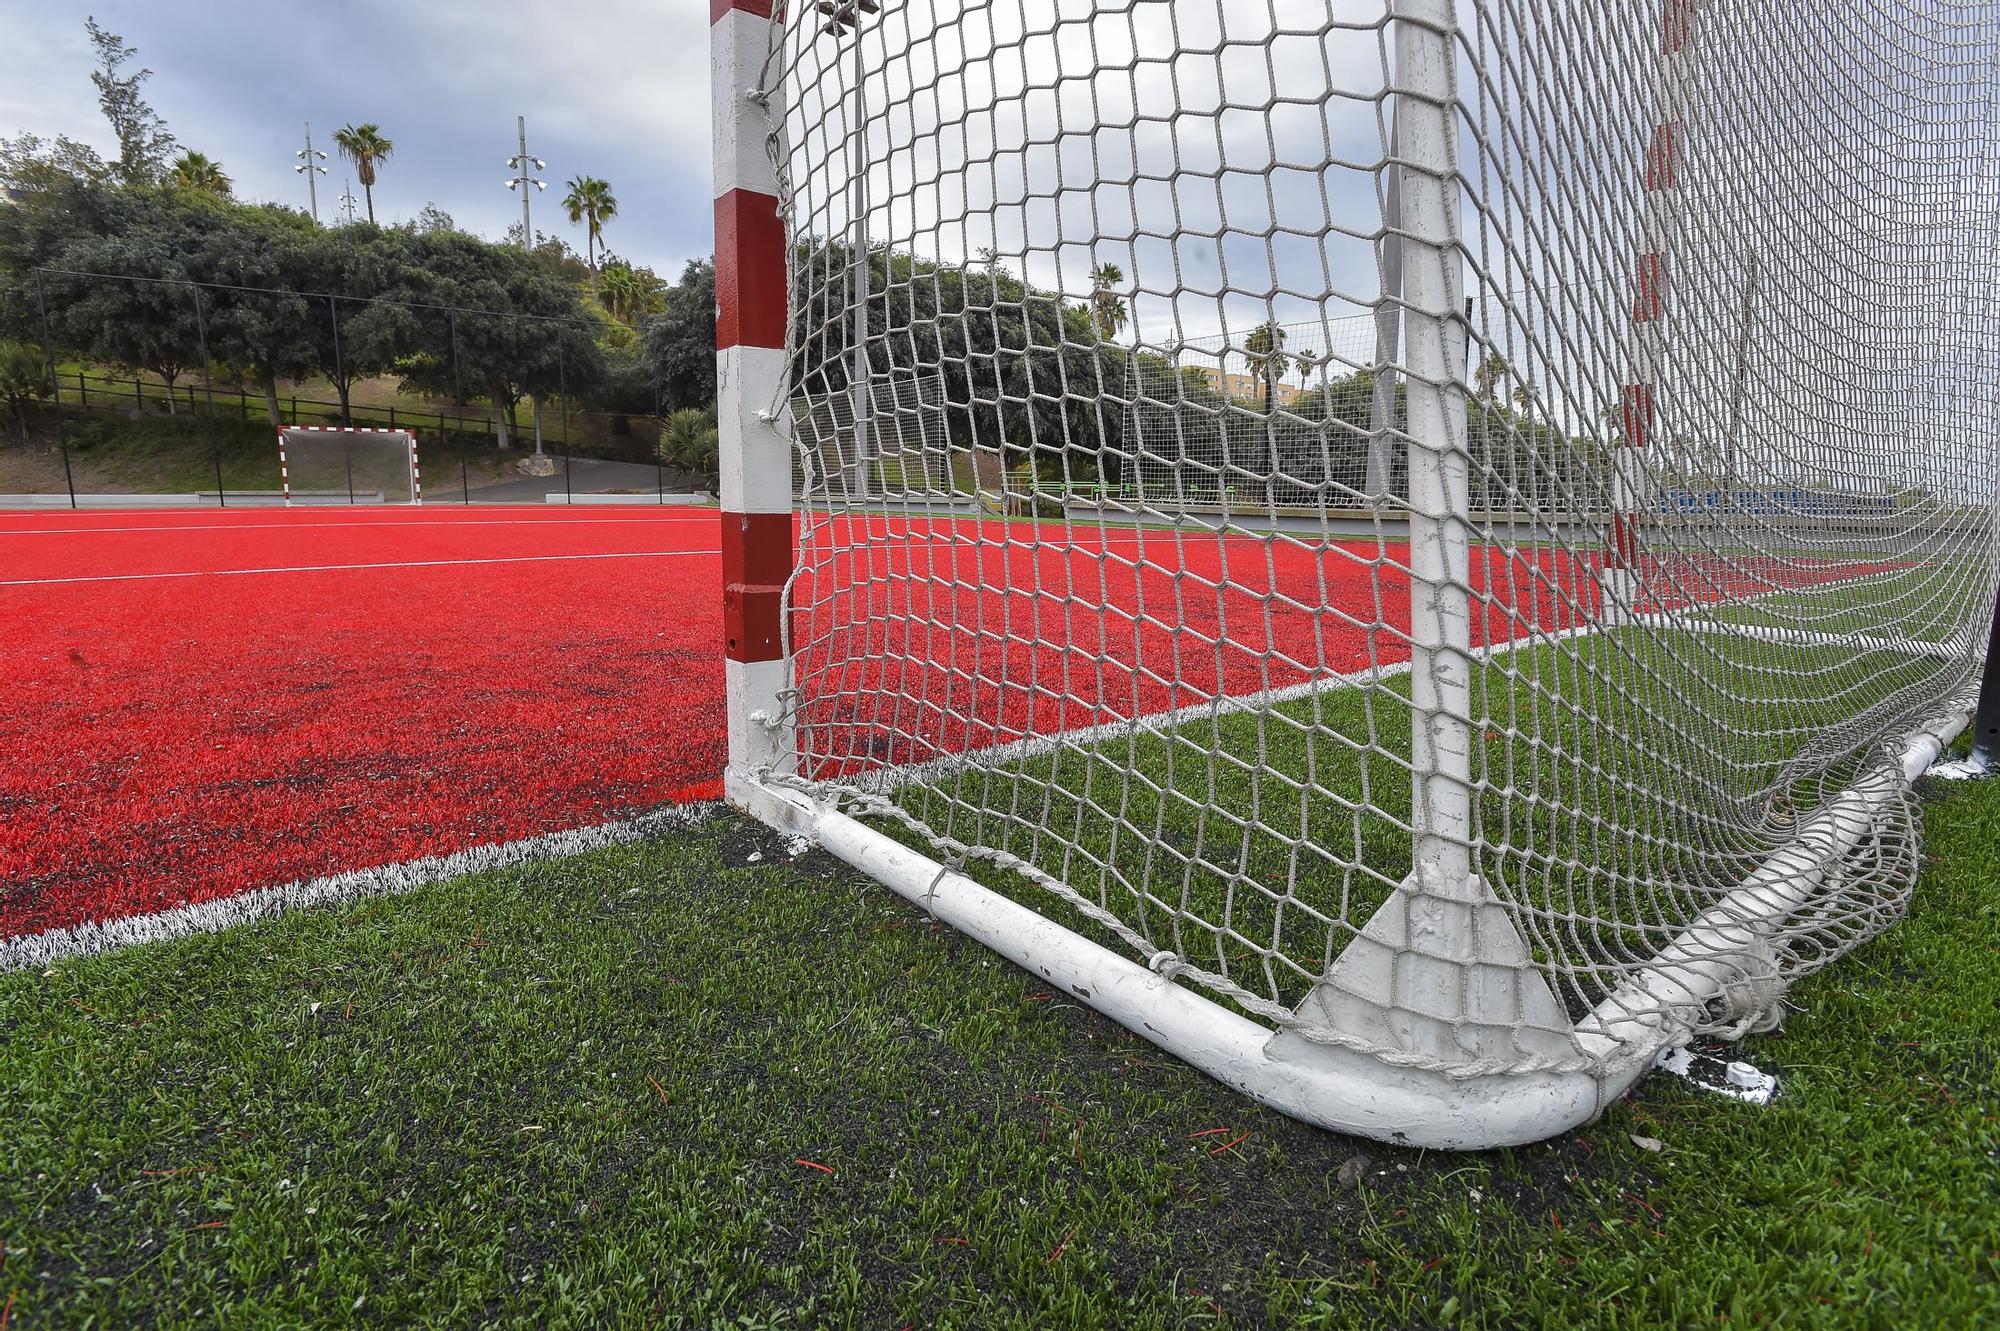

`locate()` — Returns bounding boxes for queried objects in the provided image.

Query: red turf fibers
[1,505,1900,942]
[2,508,725,940]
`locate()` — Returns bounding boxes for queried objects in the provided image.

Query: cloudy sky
[0,0,716,275]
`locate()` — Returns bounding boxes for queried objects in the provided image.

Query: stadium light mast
[336,178,360,225]
[506,115,552,458]
[294,122,329,222]
[506,115,547,247]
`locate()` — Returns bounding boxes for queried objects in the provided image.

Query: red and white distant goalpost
[276,426,423,507]
[712,0,2000,1148]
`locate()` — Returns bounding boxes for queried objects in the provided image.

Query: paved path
[466,456,702,502]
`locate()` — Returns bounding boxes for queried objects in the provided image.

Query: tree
[375,227,604,450]
[656,406,719,494]
[1088,263,1127,341]
[167,150,231,197]
[86,18,175,186]
[0,132,110,191]
[1243,321,1292,414]
[0,340,51,445]
[638,260,716,412]
[192,206,320,426]
[561,176,618,279]
[332,124,393,223]
[1473,350,1508,401]
[599,260,663,324]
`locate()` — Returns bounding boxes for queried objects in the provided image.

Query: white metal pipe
[734,697,1970,1149]
[1366,107,1402,502]
[1573,701,1970,1061]
[1392,0,1477,898]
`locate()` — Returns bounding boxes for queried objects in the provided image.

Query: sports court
[2,501,1908,947]
[1,506,725,941]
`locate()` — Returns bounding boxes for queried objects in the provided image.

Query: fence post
[653,376,666,500]
[135,376,142,410]
[35,272,78,510]
[77,370,88,410]
[559,334,573,504]
[326,295,349,426]
[192,285,226,508]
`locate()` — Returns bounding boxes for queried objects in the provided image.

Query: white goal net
[277,427,423,506]
[724,0,2000,1145]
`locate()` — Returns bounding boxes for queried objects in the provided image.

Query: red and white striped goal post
[1606,0,1699,620]
[274,425,424,508]
[713,0,797,793]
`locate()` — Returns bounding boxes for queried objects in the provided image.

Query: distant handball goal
[276,427,423,506]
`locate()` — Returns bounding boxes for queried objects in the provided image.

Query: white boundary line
[845,620,1612,796]
[0,549,723,588]
[833,564,1954,797]
[2,804,720,972]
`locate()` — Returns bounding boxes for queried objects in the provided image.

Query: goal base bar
[725,697,1971,1150]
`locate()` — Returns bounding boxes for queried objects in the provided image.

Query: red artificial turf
[2,507,727,940]
[1,504,1900,943]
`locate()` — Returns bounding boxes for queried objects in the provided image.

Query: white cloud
[0,0,718,271]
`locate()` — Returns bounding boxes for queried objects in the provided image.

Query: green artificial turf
[2,768,1996,1328]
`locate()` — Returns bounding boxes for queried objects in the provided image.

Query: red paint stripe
[720,510,792,662]
[716,190,788,352]
[1632,253,1668,323]
[712,0,774,20]
[1620,384,1653,449]
[1608,512,1640,569]
[1643,122,1678,192]
[1662,0,1694,55]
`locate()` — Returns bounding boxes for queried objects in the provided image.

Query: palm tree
[599,263,637,322]
[332,124,393,223]
[167,150,231,197]
[1243,321,1293,414]
[1473,351,1508,401]
[599,262,666,324]
[1088,263,1127,342]
[656,406,720,493]
[563,176,619,280]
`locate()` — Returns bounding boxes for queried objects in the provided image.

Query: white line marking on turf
[0,516,717,537]
[0,549,723,587]
[1,804,719,972]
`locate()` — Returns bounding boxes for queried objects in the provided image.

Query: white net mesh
[279,429,421,505]
[751,1,2000,1078]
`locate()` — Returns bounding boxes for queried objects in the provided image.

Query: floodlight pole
[295,122,329,222]
[507,115,551,458]
[509,116,544,244]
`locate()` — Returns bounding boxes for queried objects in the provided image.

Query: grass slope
[1,786,1995,1328]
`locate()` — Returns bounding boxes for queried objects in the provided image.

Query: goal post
[713,0,2000,1148]
[276,426,423,507]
